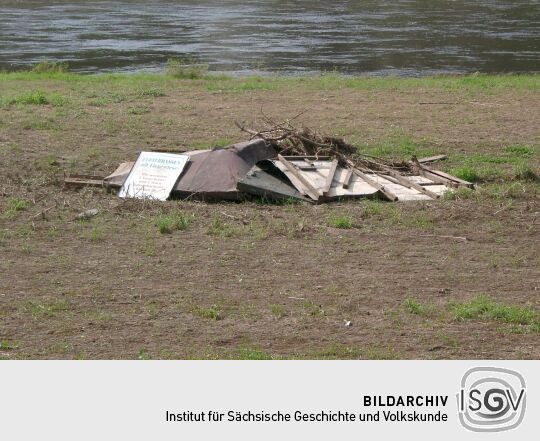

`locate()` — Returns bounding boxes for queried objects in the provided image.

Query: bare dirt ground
[0,75,539,359]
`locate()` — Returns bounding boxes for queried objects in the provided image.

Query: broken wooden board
[64,174,105,187]
[237,166,312,203]
[416,154,448,164]
[272,157,453,202]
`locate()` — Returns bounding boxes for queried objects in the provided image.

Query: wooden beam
[341,168,353,189]
[383,169,439,199]
[417,154,447,164]
[421,166,474,188]
[64,175,105,187]
[282,156,332,161]
[351,168,398,201]
[277,154,320,201]
[410,157,474,189]
[322,159,339,196]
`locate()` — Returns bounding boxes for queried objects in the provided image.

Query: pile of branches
[235,114,407,172]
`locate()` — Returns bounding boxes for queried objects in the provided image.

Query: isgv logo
[457,367,526,432]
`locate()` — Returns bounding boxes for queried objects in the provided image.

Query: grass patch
[128,105,151,115]
[442,188,475,200]
[4,90,48,105]
[0,71,539,92]
[138,87,165,98]
[327,212,354,229]
[195,304,221,321]
[2,197,29,219]
[403,298,424,315]
[514,164,539,182]
[312,344,398,360]
[31,61,69,73]
[0,340,16,350]
[301,300,324,316]
[165,57,208,79]
[450,296,540,333]
[233,347,275,360]
[269,304,286,319]
[1,90,68,108]
[207,216,237,237]
[504,145,536,157]
[448,165,481,183]
[313,344,362,359]
[155,211,188,234]
[354,130,436,161]
[192,137,235,149]
[25,300,71,318]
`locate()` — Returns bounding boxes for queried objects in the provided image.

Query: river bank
[0,72,539,359]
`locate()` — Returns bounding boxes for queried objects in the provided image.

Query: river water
[0,0,539,75]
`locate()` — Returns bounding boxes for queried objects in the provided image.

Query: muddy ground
[0,74,539,359]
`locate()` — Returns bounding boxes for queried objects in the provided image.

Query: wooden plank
[341,168,353,189]
[64,175,105,187]
[415,168,460,189]
[383,169,439,199]
[237,166,313,203]
[351,169,398,201]
[410,157,473,189]
[277,155,320,201]
[322,159,339,195]
[421,166,474,188]
[417,154,447,164]
[282,156,332,161]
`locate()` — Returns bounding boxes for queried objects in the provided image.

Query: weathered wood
[383,169,439,199]
[422,166,474,188]
[237,166,312,203]
[282,156,332,161]
[277,154,320,201]
[150,148,187,153]
[341,168,353,189]
[417,154,448,164]
[414,167,459,188]
[351,168,398,201]
[64,174,105,187]
[322,159,339,195]
[410,157,473,189]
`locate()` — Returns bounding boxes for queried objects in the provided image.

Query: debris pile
[65,122,474,203]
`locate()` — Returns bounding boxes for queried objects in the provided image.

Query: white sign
[118,152,189,201]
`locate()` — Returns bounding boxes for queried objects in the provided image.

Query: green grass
[312,344,398,360]
[2,70,538,93]
[1,90,68,107]
[403,298,424,315]
[327,213,354,229]
[2,197,29,219]
[138,87,165,98]
[442,187,475,200]
[233,347,274,360]
[355,130,437,161]
[195,304,221,320]
[442,145,539,183]
[0,340,15,350]
[31,61,69,73]
[514,164,539,182]
[128,105,151,115]
[207,216,237,237]
[301,300,324,316]
[269,304,286,319]
[450,296,540,333]
[165,57,208,79]
[192,137,235,149]
[155,211,188,234]
[25,300,72,318]
[448,165,482,182]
